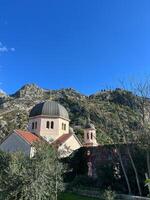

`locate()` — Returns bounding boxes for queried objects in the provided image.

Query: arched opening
[91,132,93,140]
[64,124,66,130]
[35,121,37,129]
[51,121,54,129]
[62,123,64,130]
[87,132,89,140]
[32,122,34,129]
[46,121,50,129]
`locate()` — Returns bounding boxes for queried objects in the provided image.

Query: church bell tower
[83,118,98,147]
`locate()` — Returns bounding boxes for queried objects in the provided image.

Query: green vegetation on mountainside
[0,84,143,144]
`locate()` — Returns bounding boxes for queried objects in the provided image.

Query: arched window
[32,122,34,129]
[62,123,64,130]
[64,124,66,130]
[35,121,37,129]
[91,132,93,140]
[51,121,54,129]
[46,121,50,129]
[87,133,89,140]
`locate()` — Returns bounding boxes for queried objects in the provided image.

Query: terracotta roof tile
[83,143,95,147]
[15,130,40,144]
[53,133,72,147]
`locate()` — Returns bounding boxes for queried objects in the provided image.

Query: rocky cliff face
[11,84,45,99]
[0,84,142,144]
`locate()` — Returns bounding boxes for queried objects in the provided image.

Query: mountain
[0,84,142,144]
[0,89,7,97]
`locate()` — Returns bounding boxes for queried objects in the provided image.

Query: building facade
[0,101,98,157]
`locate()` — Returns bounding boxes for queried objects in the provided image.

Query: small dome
[85,123,95,130]
[85,118,95,130]
[29,101,69,120]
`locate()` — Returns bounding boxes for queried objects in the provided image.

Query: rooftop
[53,133,72,147]
[29,101,69,120]
[15,130,40,144]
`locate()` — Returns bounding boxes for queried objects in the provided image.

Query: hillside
[0,84,142,144]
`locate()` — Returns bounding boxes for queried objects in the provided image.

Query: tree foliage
[0,141,64,200]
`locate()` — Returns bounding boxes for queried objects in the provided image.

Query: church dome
[84,118,96,130]
[29,101,69,120]
[85,123,95,130]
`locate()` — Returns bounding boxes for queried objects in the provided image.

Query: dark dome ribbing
[29,101,69,120]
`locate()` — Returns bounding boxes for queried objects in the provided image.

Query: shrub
[102,189,116,200]
[69,175,97,189]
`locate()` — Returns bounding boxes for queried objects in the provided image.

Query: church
[0,101,98,157]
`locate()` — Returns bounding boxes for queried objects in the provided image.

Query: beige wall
[28,117,42,134]
[58,134,81,157]
[84,129,98,146]
[28,117,69,141]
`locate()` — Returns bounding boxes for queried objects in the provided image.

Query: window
[87,133,89,140]
[46,121,50,129]
[35,121,37,129]
[32,122,34,129]
[62,123,66,130]
[64,124,66,130]
[62,123,64,130]
[91,132,93,140]
[51,121,54,129]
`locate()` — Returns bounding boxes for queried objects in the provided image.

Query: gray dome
[85,118,95,130]
[29,101,69,120]
[85,123,95,130]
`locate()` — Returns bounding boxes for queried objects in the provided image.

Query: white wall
[28,117,41,134]
[0,132,31,156]
[84,129,98,146]
[28,117,69,141]
[58,134,81,157]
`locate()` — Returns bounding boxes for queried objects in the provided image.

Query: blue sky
[0,0,150,95]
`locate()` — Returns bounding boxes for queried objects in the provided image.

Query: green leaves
[145,178,150,186]
[0,142,64,200]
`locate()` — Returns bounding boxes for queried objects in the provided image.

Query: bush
[102,189,116,200]
[69,175,97,189]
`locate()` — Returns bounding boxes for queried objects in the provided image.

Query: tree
[0,141,64,200]
[114,106,142,196]
[135,81,150,179]
[127,80,150,196]
[103,106,132,195]
[116,79,150,196]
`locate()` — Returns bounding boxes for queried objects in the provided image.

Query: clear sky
[0,0,150,95]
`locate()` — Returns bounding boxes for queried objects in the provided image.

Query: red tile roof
[15,130,40,144]
[53,133,72,147]
[83,142,95,147]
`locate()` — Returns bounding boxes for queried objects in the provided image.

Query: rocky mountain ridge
[0,84,142,144]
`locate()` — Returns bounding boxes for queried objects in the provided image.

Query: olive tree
[0,141,64,200]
